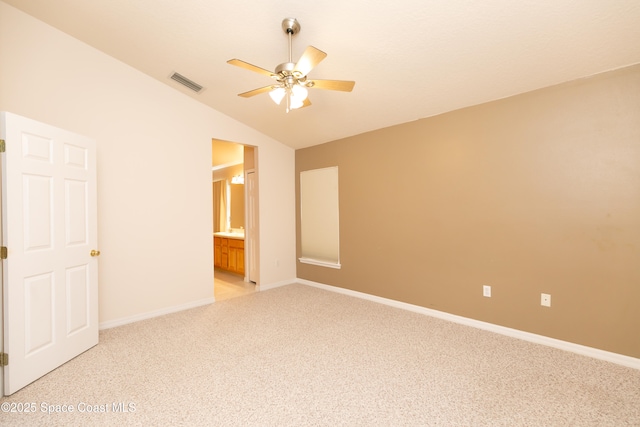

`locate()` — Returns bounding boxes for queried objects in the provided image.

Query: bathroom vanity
[214,232,245,275]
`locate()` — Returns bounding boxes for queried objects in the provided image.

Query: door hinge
[0,246,6,260]
[0,139,5,153]
[0,353,7,366]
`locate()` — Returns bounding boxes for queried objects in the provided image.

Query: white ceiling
[5,0,640,149]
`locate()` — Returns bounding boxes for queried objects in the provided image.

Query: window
[299,166,340,269]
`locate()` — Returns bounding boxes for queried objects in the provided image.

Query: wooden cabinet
[214,237,221,267]
[214,236,244,275]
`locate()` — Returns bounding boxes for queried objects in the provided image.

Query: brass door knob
[90,250,101,257]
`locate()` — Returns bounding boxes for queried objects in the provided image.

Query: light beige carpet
[1,283,638,426]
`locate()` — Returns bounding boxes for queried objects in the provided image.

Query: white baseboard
[297,278,640,370]
[98,277,297,330]
[258,278,297,292]
[99,297,215,330]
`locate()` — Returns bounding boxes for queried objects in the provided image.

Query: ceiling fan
[227,18,355,112]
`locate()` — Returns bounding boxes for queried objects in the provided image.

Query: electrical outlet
[541,293,551,307]
[483,285,491,297]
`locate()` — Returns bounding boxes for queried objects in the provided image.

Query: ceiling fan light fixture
[289,95,304,110]
[291,84,308,102]
[287,85,307,111]
[269,84,307,111]
[269,87,286,105]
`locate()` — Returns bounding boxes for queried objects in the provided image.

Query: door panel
[67,265,89,334]
[25,273,54,354]
[24,174,54,250]
[1,112,99,395]
[65,179,88,245]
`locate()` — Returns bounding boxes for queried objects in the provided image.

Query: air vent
[170,72,204,93]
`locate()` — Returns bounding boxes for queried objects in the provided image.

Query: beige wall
[0,2,296,325]
[296,64,640,358]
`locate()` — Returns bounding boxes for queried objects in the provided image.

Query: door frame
[244,168,259,284]
[211,141,260,288]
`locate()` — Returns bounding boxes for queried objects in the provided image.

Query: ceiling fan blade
[293,46,327,76]
[301,98,312,108]
[308,79,355,92]
[227,59,274,78]
[238,86,274,98]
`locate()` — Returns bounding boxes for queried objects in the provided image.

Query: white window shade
[299,167,340,269]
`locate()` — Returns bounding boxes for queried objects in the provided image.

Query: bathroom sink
[214,231,245,239]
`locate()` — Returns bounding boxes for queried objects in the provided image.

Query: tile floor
[214,268,256,301]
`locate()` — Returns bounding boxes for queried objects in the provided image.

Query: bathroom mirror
[213,179,227,233]
[229,183,244,229]
[214,179,245,232]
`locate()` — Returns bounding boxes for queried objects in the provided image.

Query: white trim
[298,257,341,269]
[99,297,215,330]
[296,279,640,370]
[99,276,296,330]
[258,278,298,292]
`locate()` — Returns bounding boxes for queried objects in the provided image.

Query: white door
[246,170,259,283]
[1,112,99,395]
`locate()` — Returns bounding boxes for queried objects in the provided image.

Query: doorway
[212,139,259,301]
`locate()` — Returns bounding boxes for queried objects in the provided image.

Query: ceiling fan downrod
[286,26,294,63]
[281,18,300,75]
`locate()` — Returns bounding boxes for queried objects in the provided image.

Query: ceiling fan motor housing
[274,62,310,89]
[275,62,295,76]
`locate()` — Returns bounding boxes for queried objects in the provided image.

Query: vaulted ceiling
[5,0,640,149]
